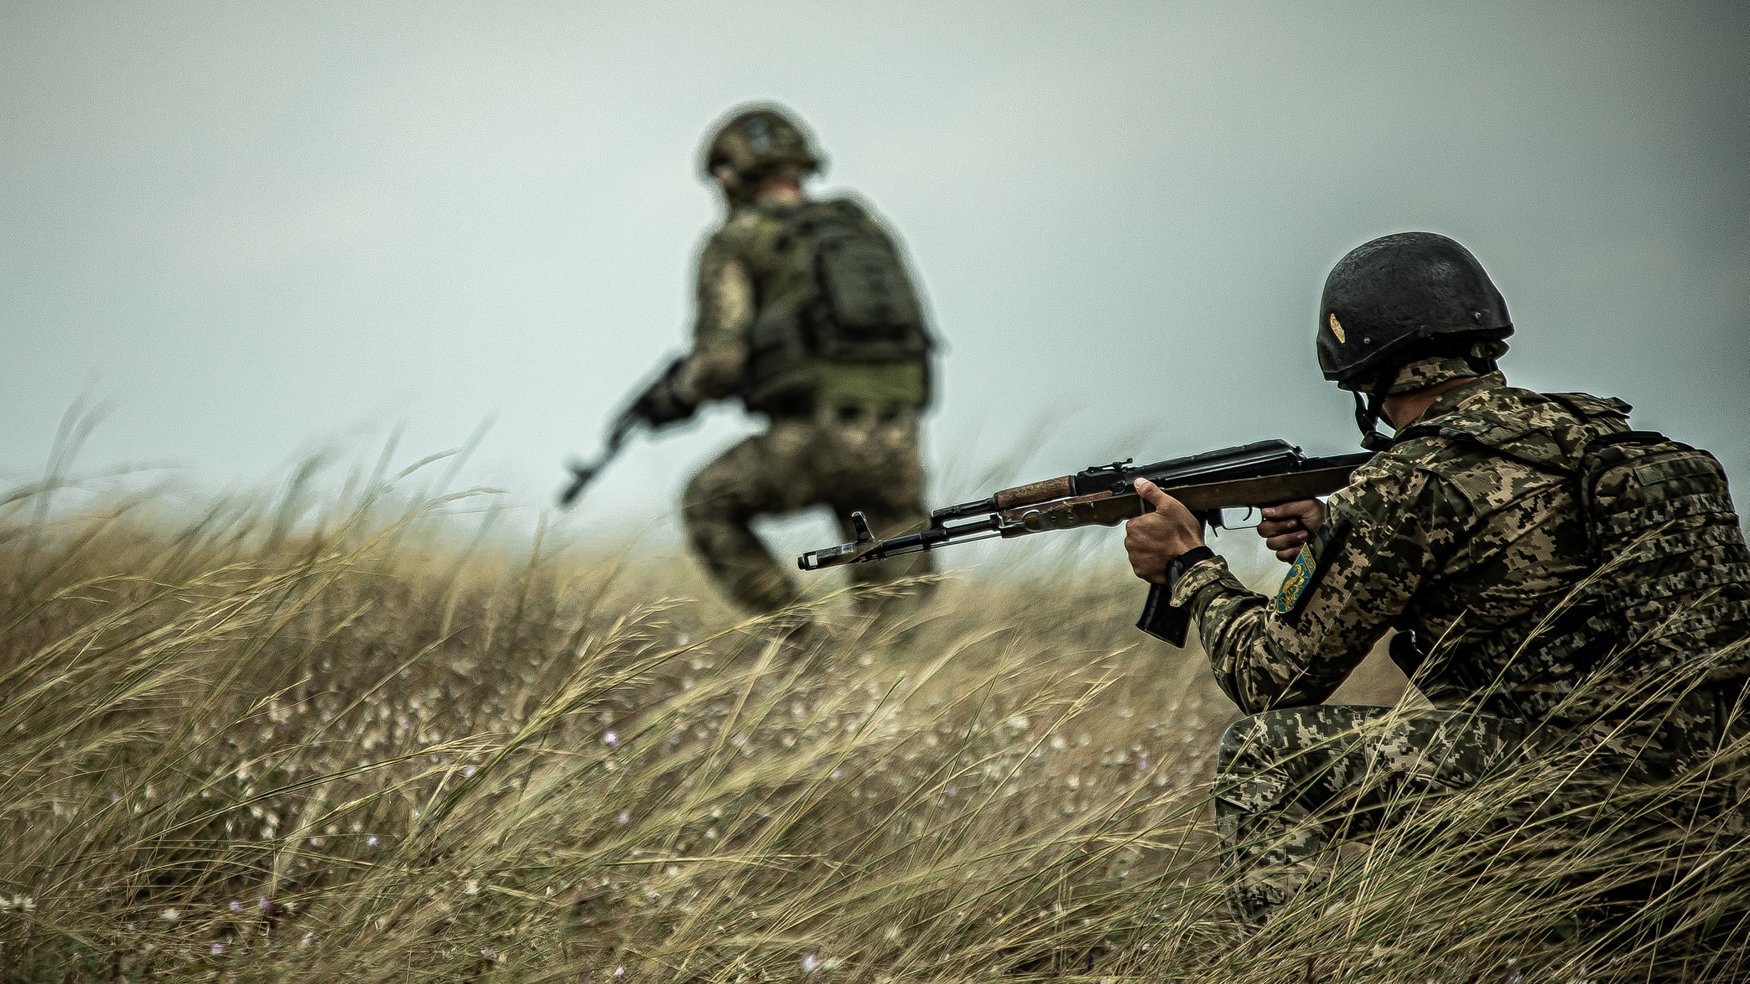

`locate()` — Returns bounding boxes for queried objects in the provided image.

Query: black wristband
[1166,545,1216,592]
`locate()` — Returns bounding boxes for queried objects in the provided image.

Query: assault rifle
[559,356,691,508]
[796,440,1373,645]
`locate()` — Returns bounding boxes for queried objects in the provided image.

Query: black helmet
[1317,232,1512,389]
[701,104,823,203]
[1318,232,1513,450]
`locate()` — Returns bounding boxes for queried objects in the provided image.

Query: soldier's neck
[1382,377,1477,430]
[754,177,805,205]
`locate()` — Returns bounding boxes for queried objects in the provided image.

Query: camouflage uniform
[675,199,934,615]
[1169,371,1750,921]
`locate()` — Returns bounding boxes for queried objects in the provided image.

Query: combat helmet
[702,104,824,204]
[1318,232,1513,448]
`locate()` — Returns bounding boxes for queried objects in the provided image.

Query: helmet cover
[701,104,824,201]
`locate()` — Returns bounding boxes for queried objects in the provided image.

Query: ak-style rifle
[797,440,1373,645]
[558,355,691,508]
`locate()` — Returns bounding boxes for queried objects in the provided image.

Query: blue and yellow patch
[1272,504,1338,617]
[1274,545,1317,614]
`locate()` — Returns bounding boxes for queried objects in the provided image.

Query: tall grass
[1,476,1745,982]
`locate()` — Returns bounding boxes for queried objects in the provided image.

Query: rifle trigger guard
[1193,508,1225,535]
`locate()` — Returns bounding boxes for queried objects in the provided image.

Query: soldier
[638,104,937,623]
[1122,232,1750,926]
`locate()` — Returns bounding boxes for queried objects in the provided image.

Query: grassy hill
[1,482,1743,982]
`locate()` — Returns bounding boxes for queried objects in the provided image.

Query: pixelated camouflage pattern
[1173,372,1750,919]
[682,406,933,614]
[672,198,935,616]
[1215,686,1750,925]
[1174,373,1750,717]
[1378,340,1508,394]
[1214,704,1527,922]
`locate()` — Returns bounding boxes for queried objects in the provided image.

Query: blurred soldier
[1122,232,1750,925]
[639,104,937,622]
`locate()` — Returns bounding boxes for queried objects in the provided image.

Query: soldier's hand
[1258,499,1324,562]
[1125,479,1207,584]
[632,370,696,427]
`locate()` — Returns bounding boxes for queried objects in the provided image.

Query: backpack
[1397,391,1750,716]
[1554,407,1749,650]
[740,198,933,415]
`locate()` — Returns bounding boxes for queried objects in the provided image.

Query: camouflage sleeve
[674,231,755,405]
[1169,460,1465,713]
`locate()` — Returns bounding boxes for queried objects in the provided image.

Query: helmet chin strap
[1353,391,1394,451]
[1353,365,1398,452]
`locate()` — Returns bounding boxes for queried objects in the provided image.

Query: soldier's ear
[711,165,739,190]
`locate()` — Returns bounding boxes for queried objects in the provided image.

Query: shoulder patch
[1273,544,1318,614]
[1272,504,1341,618]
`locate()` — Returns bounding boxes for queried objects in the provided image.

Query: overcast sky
[4,1,1746,569]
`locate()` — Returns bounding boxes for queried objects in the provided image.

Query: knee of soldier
[1215,715,1296,817]
[681,468,725,520]
[1218,715,1264,772]
[1218,708,1307,772]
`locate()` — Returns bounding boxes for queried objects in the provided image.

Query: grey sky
[4,1,1747,568]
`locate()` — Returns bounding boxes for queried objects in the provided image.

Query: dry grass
[1,475,1745,982]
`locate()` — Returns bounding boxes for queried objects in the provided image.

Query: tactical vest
[738,198,933,416]
[1394,392,1750,720]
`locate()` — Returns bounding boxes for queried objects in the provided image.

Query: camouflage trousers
[1213,703,1527,924]
[1214,689,1750,927]
[682,405,934,618]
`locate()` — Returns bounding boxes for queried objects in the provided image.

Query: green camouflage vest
[737,197,933,415]
[1394,390,1750,721]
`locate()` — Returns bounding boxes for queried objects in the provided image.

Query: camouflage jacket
[1171,373,1750,720]
[673,202,769,406]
